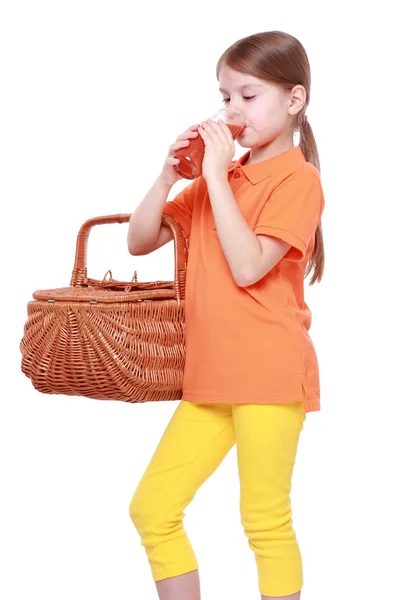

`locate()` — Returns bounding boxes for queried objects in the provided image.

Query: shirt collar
[227,146,306,184]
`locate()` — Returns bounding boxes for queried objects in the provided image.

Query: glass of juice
[173,108,246,180]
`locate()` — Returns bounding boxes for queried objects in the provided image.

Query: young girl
[127,30,325,600]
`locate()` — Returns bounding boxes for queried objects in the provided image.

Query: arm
[127,176,173,255]
[207,179,290,286]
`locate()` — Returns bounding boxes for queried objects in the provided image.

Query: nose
[226,107,245,124]
[230,106,243,118]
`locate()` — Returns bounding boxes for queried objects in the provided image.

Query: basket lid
[31,213,188,304]
[32,284,177,304]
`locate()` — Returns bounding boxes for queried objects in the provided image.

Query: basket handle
[69,213,188,300]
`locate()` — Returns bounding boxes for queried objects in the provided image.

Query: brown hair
[216,31,325,285]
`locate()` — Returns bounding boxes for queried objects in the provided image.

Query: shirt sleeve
[253,165,324,261]
[162,178,199,239]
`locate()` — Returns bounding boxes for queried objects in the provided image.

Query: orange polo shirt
[162,145,325,413]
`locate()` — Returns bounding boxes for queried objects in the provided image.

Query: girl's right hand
[159,124,200,187]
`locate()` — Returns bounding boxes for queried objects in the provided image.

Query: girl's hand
[198,119,235,183]
[159,124,201,188]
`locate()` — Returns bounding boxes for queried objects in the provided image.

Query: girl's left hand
[198,118,235,183]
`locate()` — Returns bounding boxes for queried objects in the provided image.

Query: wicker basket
[20,213,189,403]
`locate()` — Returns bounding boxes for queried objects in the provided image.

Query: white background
[1,1,399,599]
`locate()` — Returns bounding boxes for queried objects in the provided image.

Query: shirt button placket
[231,168,243,192]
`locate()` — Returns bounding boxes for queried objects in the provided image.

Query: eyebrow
[219,84,263,92]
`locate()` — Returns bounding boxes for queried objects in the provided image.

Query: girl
[127,30,325,600]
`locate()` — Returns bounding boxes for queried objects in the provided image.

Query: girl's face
[218,64,298,148]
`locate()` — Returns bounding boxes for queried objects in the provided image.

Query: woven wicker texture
[20,213,189,402]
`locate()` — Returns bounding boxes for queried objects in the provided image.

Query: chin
[237,128,255,147]
[236,139,254,149]
[237,132,250,148]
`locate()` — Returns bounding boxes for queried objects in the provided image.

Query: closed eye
[222,96,256,104]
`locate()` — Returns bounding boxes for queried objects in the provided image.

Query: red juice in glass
[173,111,245,180]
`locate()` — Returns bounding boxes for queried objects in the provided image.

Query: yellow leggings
[129,388,306,597]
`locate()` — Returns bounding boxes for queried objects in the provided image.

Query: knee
[128,491,151,530]
[241,504,293,538]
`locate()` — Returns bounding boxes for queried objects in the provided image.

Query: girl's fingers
[180,124,200,137]
[170,139,190,152]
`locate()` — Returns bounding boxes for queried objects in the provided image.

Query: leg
[232,389,306,598]
[129,400,235,600]
[155,569,201,600]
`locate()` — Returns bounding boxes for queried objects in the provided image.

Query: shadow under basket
[20,213,189,403]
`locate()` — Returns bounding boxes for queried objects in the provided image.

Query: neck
[245,134,294,165]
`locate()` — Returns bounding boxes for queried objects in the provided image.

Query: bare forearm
[207,178,262,286]
[127,177,172,254]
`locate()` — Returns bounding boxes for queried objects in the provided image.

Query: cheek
[245,103,282,136]
[261,106,284,129]
[250,104,274,129]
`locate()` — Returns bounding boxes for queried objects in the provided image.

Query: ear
[288,85,307,117]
